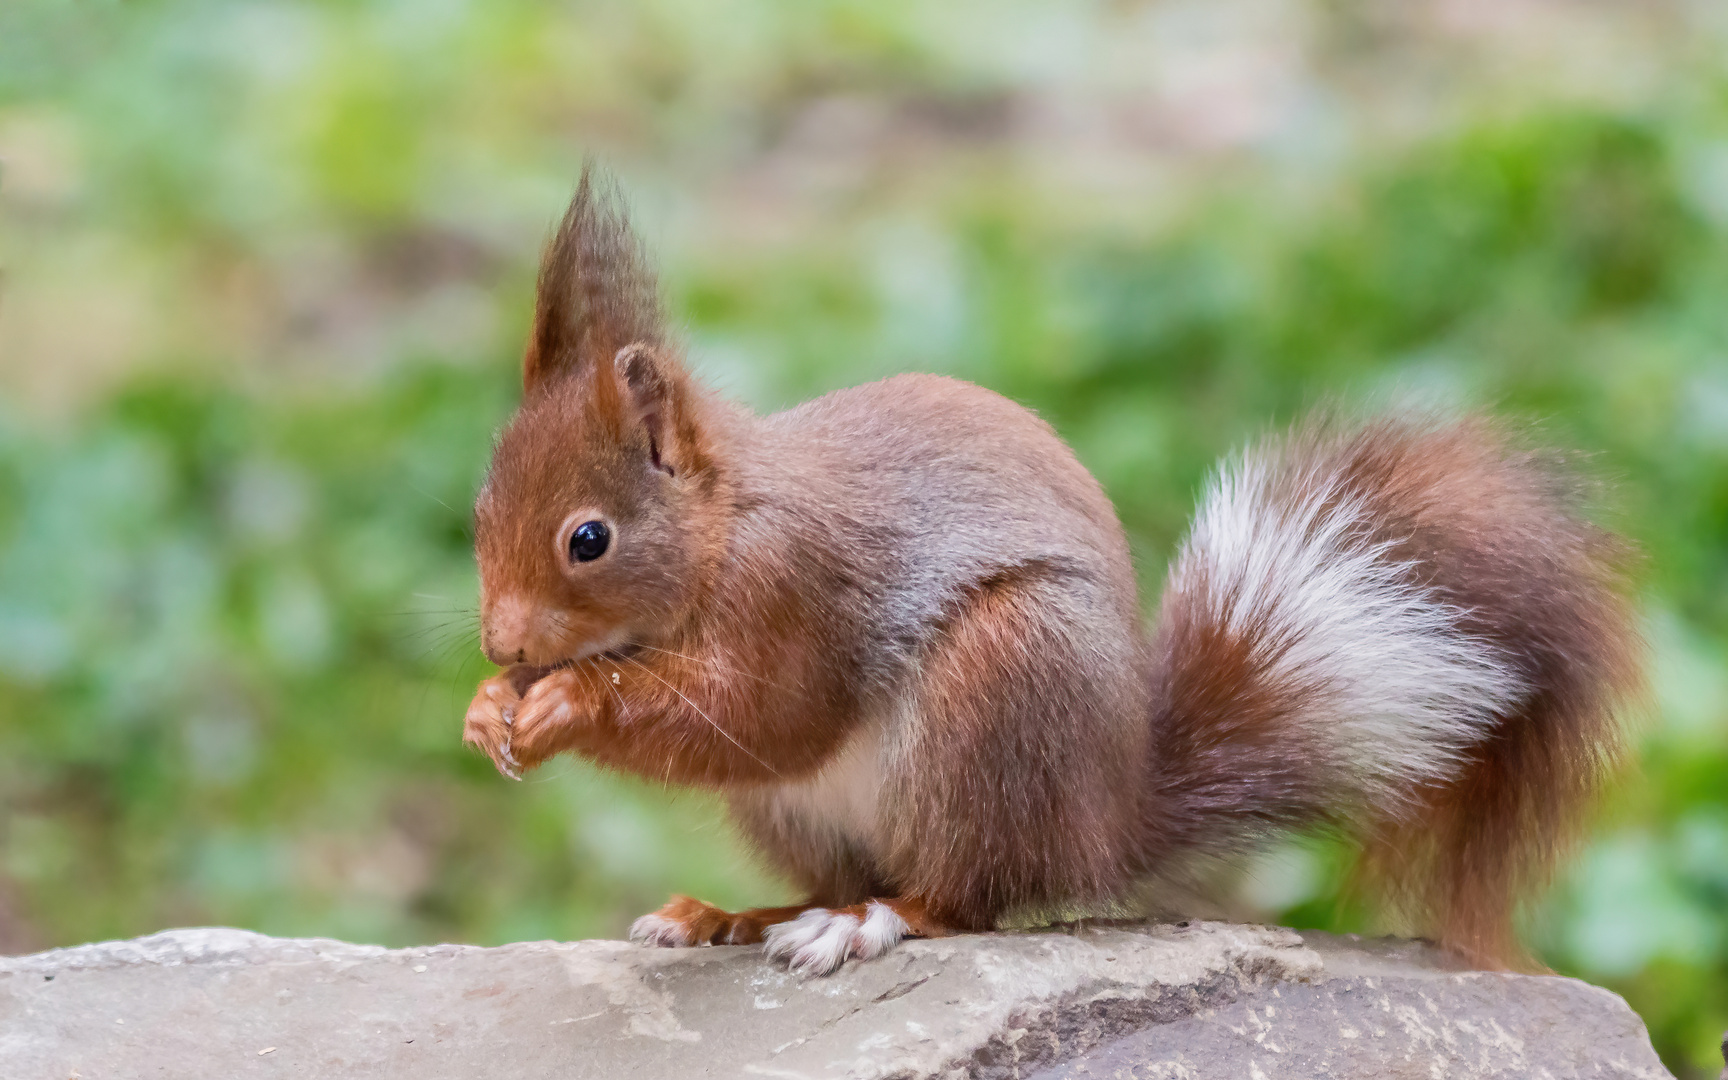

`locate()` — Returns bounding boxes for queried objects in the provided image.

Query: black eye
[569,520,610,563]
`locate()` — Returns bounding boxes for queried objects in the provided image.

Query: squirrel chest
[745,708,891,855]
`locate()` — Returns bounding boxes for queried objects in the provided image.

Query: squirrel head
[473,168,727,668]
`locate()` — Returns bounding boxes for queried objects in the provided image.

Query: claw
[630,913,693,947]
[497,741,523,781]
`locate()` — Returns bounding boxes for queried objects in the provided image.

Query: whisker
[409,482,465,522]
[630,643,787,690]
[588,656,628,714]
[584,664,627,728]
[621,654,779,778]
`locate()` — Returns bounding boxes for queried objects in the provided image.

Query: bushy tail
[1139,415,1643,967]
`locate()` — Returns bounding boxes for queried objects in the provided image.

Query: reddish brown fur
[464,171,1644,969]
[883,569,1143,930]
[1139,591,1342,861]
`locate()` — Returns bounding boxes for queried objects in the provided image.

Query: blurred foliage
[2,0,1727,1074]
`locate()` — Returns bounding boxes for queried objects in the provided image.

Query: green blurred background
[1,0,1725,1073]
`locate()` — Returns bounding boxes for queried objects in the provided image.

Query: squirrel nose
[482,642,526,667]
[482,595,537,666]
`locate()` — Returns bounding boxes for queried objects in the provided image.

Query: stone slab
[0,921,1671,1079]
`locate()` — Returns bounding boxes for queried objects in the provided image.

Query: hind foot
[763,897,942,976]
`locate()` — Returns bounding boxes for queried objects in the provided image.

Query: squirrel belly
[466,171,1644,975]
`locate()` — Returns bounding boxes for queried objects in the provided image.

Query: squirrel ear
[614,342,687,477]
[524,165,664,395]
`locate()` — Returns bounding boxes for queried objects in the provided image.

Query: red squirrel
[462,170,1644,976]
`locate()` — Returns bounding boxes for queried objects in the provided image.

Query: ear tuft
[524,164,664,394]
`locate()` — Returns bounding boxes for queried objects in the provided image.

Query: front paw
[507,668,588,770]
[630,896,759,948]
[463,671,524,780]
[630,896,720,948]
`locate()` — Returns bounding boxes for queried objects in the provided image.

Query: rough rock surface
[0,920,1669,1079]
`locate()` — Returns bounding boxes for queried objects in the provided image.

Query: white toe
[789,914,860,976]
[852,901,910,960]
[763,908,829,961]
[630,913,692,948]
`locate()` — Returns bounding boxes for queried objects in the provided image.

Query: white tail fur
[1171,442,1529,815]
